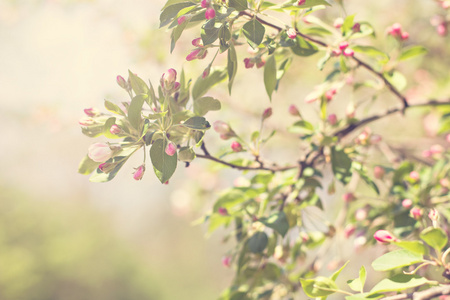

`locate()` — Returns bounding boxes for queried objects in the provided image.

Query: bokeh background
[0,0,448,299]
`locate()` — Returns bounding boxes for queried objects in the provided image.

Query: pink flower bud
[218,207,228,216]
[165,142,177,156]
[222,256,232,267]
[342,192,355,203]
[409,171,420,181]
[428,209,439,221]
[88,142,114,163]
[402,199,413,209]
[205,7,215,19]
[325,88,337,101]
[262,107,272,120]
[79,117,95,126]
[422,150,432,158]
[110,124,121,135]
[98,162,113,173]
[198,49,208,60]
[374,230,398,243]
[328,114,337,125]
[243,58,255,69]
[430,144,443,155]
[288,104,300,116]
[192,38,203,47]
[133,165,145,180]
[116,75,128,89]
[447,134,450,143]
[201,0,210,8]
[177,15,187,25]
[339,41,349,50]
[256,59,265,68]
[213,121,231,134]
[334,18,343,28]
[202,67,210,79]
[186,48,201,61]
[401,31,409,40]
[410,207,423,219]
[374,166,385,179]
[344,224,356,238]
[343,48,354,57]
[297,0,306,5]
[352,22,361,32]
[331,49,342,56]
[84,107,99,117]
[391,23,402,35]
[287,28,297,39]
[437,23,448,36]
[162,68,177,87]
[231,141,243,152]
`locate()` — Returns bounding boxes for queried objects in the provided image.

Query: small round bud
[192,38,203,47]
[401,31,409,40]
[352,22,361,32]
[116,75,128,90]
[88,143,114,163]
[201,0,210,8]
[186,49,201,61]
[262,107,272,120]
[339,41,349,50]
[342,192,355,203]
[205,7,215,19]
[287,28,297,39]
[231,141,243,152]
[327,114,337,125]
[325,88,337,101]
[243,58,255,69]
[410,207,423,219]
[297,0,306,5]
[402,199,413,209]
[79,117,95,126]
[165,142,177,156]
[331,49,342,56]
[288,104,300,116]
[256,59,265,68]
[177,15,187,25]
[374,166,385,179]
[213,121,231,134]
[110,124,121,135]
[343,48,354,57]
[409,171,420,181]
[218,207,228,216]
[222,256,232,267]
[334,18,343,28]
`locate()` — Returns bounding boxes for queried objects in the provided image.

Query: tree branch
[380,284,450,300]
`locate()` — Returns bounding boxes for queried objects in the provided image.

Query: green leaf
[331,260,349,281]
[194,96,221,116]
[201,19,221,46]
[371,249,423,271]
[369,274,433,295]
[399,46,427,61]
[182,116,211,130]
[393,241,428,255]
[291,36,318,56]
[384,71,407,91]
[78,155,100,175]
[128,70,150,95]
[300,276,338,298]
[352,45,389,61]
[345,294,383,300]
[104,100,126,116]
[228,0,247,11]
[128,94,148,130]
[248,231,268,253]
[288,120,315,134]
[330,147,352,185]
[150,139,178,183]
[213,189,246,211]
[170,18,189,52]
[242,19,265,49]
[258,212,289,237]
[192,67,227,100]
[227,44,238,94]
[342,14,355,35]
[420,227,448,251]
[352,163,380,195]
[264,55,277,100]
[160,2,196,27]
[347,266,366,293]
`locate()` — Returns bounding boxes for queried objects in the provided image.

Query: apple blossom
[165,142,177,156]
[110,124,121,135]
[88,143,114,163]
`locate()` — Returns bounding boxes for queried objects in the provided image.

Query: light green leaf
[352,163,380,195]
[170,18,189,52]
[150,139,178,183]
[104,100,126,116]
[192,67,227,100]
[347,266,366,293]
[213,189,246,211]
[371,249,423,271]
[194,96,221,116]
[160,2,196,27]
[182,116,211,130]
[300,276,338,298]
[369,274,434,295]
[352,45,389,61]
[128,94,148,130]
[227,44,238,94]
[288,120,314,134]
[331,260,349,281]
[264,55,277,100]
[420,227,448,251]
[393,241,428,255]
[248,231,268,253]
[128,70,150,95]
[78,155,100,175]
[399,46,427,61]
[242,19,265,49]
[342,14,355,35]
[331,147,352,185]
[258,212,289,237]
[201,19,221,46]
[291,36,318,56]
[384,71,407,91]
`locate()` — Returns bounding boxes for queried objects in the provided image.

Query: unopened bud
[342,192,355,203]
[186,48,201,61]
[243,58,255,69]
[374,166,385,179]
[192,37,203,47]
[352,22,361,32]
[177,15,187,25]
[344,224,356,238]
[79,117,95,126]
[84,107,99,117]
[288,104,300,116]
[355,208,367,221]
[88,142,114,163]
[116,75,128,89]
[165,142,177,156]
[409,171,420,182]
[402,199,413,208]
[218,207,228,216]
[339,41,349,50]
[428,209,439,221]
[162,68,177,87]
[213,121,231,134]
[297,0,306,5]
[262,107,272,120]
[110,124,121,135]
[231,141,243,152]
[334,18,343,28]
[328,114,337,125]
[205,7,215,19]
[331,49,342,57]
[133,165,145,180]
[401,31,409,40]
[325,88,337,101]
[343,48,354,57]
[410,207,423,219]
[374,230,398,243]
[222,256,232,267]
[201,0,210,8]
[287,28,297,39]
